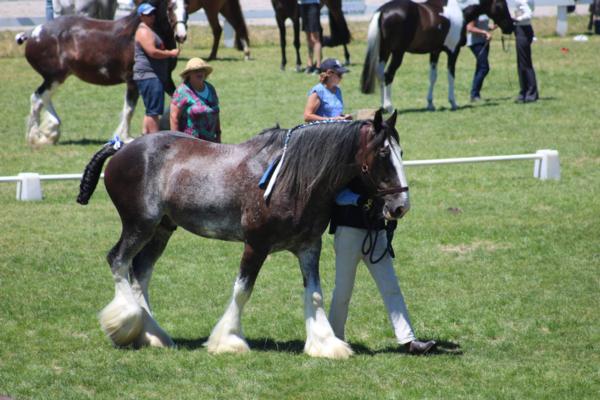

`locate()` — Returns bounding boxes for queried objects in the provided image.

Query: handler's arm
[169,103,181,131]
[136,27,179,59]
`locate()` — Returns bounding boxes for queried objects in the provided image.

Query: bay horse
[52,0,118,19]
[170,0,250,60]
[76,110,410,358]
[271,0,351,71]
[360,0,514,112]
[16,0,178,146]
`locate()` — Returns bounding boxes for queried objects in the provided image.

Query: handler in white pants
[329,185,435,354]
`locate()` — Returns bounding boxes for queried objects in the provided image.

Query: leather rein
[358,122,409,198]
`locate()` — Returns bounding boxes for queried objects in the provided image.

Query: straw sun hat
[180,57,213,78]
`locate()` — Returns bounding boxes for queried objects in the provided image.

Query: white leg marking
[205,277,251,354]
[383,83,394,114]
[99,276,144,347]
[448,69,457,110]
[99,263,144,347]
[304,285,354,359]
[113,91,136,142]
[130,276,174,348]
[427,62,438,111]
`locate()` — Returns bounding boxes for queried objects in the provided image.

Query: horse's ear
[373,108,383,131]
[386,110,398,129]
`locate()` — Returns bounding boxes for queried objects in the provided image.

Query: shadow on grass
[174,337,461,356]
[174,336,305,354]
[60,138,110,146]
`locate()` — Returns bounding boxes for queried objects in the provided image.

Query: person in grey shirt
[134,3,179,133]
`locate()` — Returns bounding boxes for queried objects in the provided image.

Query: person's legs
[136,78,164,134]
[46,0,54,21]
[469,43,490,100]
[310,32,322,70]
[143,116,160,134]
[520,26,538,101]
[363,231,416,345]
[329,226,363,340]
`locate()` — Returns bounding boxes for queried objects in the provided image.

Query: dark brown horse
[271,0,351,71]
[170,0,250,60]
[360,0,514,112]
[77,111,410,358]
[17,0,178,145]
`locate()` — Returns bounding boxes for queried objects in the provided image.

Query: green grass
[1,16,599,399]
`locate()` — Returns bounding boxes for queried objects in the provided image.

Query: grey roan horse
[77,110,410,358]
[360,0,514,112]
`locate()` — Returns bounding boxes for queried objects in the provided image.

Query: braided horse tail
[77,143,120,205]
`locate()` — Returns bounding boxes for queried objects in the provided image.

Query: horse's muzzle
[383,203,410,220]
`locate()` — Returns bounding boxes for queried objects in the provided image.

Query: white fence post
[556,6,569,36]
[533,149,561,180]
[16,173,43,201]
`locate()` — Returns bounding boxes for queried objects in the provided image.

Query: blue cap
[137,3,156,16]
[320,58,349,74]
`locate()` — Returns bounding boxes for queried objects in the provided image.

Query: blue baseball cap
[320,59,349,74]
[137,3,156,16]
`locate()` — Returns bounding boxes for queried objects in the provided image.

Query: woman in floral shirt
[170,58,221,142]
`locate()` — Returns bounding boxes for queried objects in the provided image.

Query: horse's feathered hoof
[205,334,250,354]
[426,103,436,112]
[99,296,143,347]
[132,309,175,349]
[304,336,354,359]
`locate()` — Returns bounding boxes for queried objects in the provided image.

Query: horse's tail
[360,11,381,94]
[77,143,120,205]
[15,31,28,45]
[221,0,249,51]
[322,0,351,47]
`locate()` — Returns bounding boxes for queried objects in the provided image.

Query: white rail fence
[0,150,560,201]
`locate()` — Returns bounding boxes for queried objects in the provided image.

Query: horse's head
[171,0,188,43]
[357,109,410,220]
[479,0,514,35]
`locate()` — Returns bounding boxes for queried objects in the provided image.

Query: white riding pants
[329,226,416,344]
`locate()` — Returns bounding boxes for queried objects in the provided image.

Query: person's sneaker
[405,340,436,355]
[305,65,315,74]
[312,66,321,75]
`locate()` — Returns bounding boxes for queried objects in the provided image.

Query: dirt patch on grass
[439,240,511,255]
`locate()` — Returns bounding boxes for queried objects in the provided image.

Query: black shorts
[300,3,321,33]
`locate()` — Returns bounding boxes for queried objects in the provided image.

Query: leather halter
[358,122,409,197]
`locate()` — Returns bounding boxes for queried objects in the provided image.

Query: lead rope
[360,206,396,264]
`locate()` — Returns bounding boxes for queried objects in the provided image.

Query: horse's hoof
[304,336,354,359]
[99,298,143,347]
[205,334,250,354]
[383,105,394,114]
[132,309,175,349]
[295,65,302,73]
[427,103,436,112]
[280,64,285,72]
[450,103,458,111]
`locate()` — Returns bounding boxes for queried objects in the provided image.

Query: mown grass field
[0,16,599,399]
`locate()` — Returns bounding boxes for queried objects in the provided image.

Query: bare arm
[303,92,351,122]
[135,26,180,59]
[169,103,181,131]
[466,20,492,41]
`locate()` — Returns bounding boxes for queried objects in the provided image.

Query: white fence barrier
[0,150,560,201]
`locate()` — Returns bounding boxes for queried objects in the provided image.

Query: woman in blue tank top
[134,3,179,134]
[303,58,352,122]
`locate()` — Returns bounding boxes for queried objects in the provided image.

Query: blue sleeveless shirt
[308,83,344,118]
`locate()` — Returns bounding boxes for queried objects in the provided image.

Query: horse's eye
[378,147,390,159]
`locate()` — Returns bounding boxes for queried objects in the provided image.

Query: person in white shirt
[513,0,539,102]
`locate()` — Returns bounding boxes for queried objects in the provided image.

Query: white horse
[52,0,118,19]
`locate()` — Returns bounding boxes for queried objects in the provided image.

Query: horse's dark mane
[273,120,364,202]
